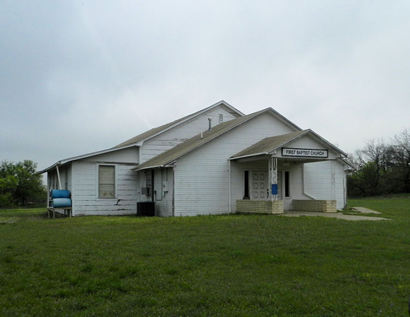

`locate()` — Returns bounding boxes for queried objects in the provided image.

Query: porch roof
[230,129,347,160]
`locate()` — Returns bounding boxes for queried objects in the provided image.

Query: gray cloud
[1,0,409,170]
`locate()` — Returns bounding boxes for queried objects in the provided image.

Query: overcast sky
[1,0,409,171]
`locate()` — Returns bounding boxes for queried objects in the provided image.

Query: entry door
[277,170,291,210]
[277,171,282,199]
[251,171,268,200]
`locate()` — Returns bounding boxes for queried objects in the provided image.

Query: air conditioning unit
[137,202,155,217]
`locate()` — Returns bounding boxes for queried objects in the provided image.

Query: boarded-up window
[99,165,115,199]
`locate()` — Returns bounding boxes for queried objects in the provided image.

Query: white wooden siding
[303,160,346,209]
[333,161,347,209]
[153,168,174,217]
[134,168,174,216]
[83,146,139,163]
[140,106,238,163]
[71,147,139,216]
[174,112,295,216]
[47,171,56,191]
[58,165,72,191]
[47,165,72,191]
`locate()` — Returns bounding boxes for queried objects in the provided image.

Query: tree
[0,175,18,207]
[360,139,388,191]
[347,129,410,197]
[0,160,46,207]
[389,130,410,192]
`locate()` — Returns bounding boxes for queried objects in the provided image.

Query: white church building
[40,101,350,216]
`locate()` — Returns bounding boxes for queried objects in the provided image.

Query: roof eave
[38,144,139,174]
[218,100,245,116]
[230,129,348,160]
[270,129,347,157]
[229,152,269,160]
[133,161,175,171]
[266,107,302,131]
[305,130,348,157]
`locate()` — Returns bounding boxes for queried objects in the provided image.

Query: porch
[229,130,342,214]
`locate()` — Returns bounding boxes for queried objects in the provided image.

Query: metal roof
[134,108,302,171]
[230,129,347,160]
[40,102,305,174]
[114,100,244,148]
[230,130,308,159]
[39,100,243,174]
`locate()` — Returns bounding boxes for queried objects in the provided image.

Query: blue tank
[51,189,71,199]
[52,198,72,208]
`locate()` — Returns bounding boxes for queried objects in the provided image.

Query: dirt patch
[281,211,389,221]
[351,207,381,214]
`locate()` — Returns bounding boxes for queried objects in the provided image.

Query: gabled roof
[39,100,243,174]
[134,108,301,171]
[230,130,307,159]
[37,144,138,174]
[230,129,347,160]
[114,100,244,148]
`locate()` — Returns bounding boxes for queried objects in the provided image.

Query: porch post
[269,156,278,201]
[228,160,232,213]
[56,165,62,190]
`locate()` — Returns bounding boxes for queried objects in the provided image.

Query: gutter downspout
[302,164,316,200]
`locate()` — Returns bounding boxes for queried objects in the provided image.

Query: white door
[250,171,268,200]
[282,171,292,211]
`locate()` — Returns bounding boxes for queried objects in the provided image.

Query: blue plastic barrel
[52,198,72,208]
[51,189,71,199]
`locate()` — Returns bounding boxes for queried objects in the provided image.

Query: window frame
[97,164,117,200]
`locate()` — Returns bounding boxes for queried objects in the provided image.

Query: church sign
[281,147,328,158]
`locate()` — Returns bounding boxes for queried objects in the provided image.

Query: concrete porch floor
[281,211,389,221]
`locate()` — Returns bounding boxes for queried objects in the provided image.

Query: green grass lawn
[0,197,409,316]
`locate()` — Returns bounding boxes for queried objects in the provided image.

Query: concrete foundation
[236,200,284,214]
[292,200,337,213]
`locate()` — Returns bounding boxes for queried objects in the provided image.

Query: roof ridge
[114,100,243,148]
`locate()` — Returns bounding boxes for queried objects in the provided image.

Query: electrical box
[271,184,278,195]
[141,187,151,196]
